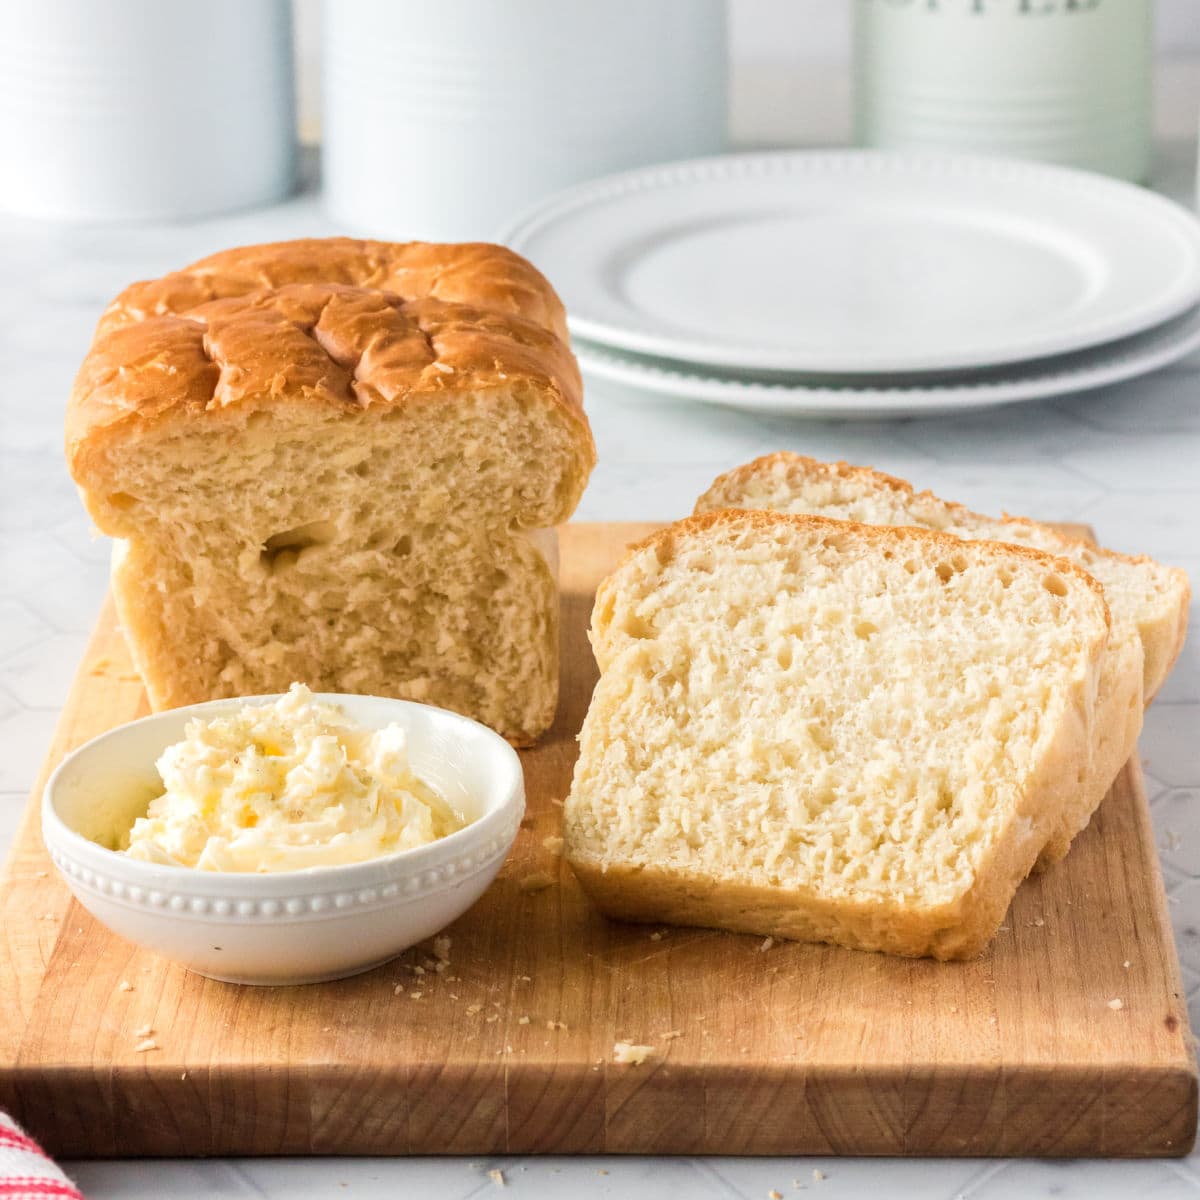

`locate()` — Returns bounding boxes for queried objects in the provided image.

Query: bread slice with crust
[564,510,1110,960]
[696,454,1187,864]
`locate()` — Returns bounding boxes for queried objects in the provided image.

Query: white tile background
[2,13,1200,1200]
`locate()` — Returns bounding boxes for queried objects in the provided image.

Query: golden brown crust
[66,239,593,485]
[569,859,1005,961]
[96,238,569,341]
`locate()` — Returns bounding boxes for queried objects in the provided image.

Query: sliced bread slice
[697,454,1186,701]
[564,510,1111,960]
[696,454,1186,864]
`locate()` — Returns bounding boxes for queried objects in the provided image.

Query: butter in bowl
[41,688,524,985]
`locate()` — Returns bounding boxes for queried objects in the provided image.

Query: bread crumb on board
[613,1041,655,1065]
[133,1024,153,1039]
[487,1167,506,1187]
[812,1168,826,1182]
[118,980,134,992]
[134,1038,158,1053]
[518,871,556,893]
[769,1191,783,1199]
[760,937,775,952]
[1108,998,1124,1010]
[660,1030,683,1041]
[433,935,452,963]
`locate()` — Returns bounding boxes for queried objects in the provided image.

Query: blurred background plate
[573,301,1200,419]
[504,150,1200,375]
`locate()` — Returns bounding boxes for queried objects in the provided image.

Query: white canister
[853,0,1152,183]
[0,0,296,222]
[322,0,727,242]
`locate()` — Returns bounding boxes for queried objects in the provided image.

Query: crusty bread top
[95,238,569,341]
[66,238,592,480]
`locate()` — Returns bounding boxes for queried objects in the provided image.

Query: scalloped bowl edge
[42,693,525,985]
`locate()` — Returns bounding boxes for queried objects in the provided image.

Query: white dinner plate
[503,151,1200,375]
[573,303,1200,419]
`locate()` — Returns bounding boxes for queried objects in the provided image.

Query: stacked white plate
[501,151,1200,418]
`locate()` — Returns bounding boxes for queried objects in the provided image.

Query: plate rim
[571,301,1200,418]
[502,149,1200,375]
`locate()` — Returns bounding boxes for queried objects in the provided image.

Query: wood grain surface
[0,522,1194,1158]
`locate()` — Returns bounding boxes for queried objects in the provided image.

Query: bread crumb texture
[697,452,1187,868]
[565,510,1109,959]
[66,239,595,744]
[696,451,1185,702]
[613,1041,655,1065]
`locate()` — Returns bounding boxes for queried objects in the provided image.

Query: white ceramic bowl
[42,694,524,986]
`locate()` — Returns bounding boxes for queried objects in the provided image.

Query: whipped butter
[122,684,464,872]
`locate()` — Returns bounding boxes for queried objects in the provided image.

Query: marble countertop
[4,81,1200,1200]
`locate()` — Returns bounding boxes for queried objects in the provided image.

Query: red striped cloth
[0,1114,82,1200]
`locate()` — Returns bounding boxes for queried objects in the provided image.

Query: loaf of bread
[67,239,596,744]
[696,454,1188,863]
[564,510,1111,960]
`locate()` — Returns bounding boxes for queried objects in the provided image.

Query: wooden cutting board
[0,522,1194,1159]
